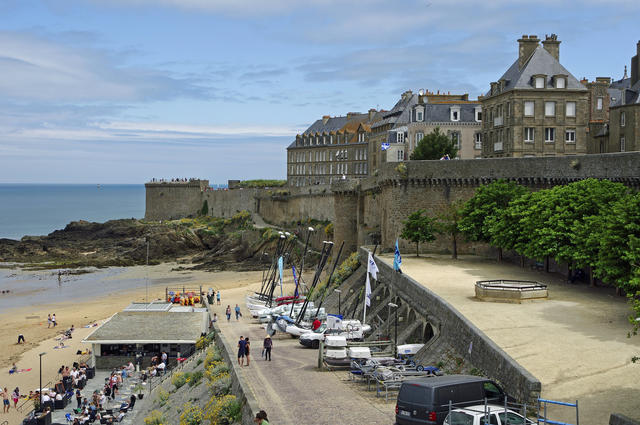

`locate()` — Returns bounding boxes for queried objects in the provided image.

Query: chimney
[322,115,330,124]
[368,108,376,121]
[631,40,640,86]
[542,34,561,61]
[518,34,540,69]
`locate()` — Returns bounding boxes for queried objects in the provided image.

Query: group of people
[225,304,242,321]
[47,313,58,328]
[1,387,20,412]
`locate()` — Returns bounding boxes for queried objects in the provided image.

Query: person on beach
[245,337,251,366]
[237,336,246,366]
[9,363,17,374]
[211,313,218,326]
[76,389,82,409]
[17,333,25,344]
[263,335,272,361]
[226,305,231,321]
[2,387,10,413]
[235,304,242,320]
[12,388,19,409]
[52,313,57,327]
[216,291,221,305]
[254,410,269,425]
[47,314,52,328]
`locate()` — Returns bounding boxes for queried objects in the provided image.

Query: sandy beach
[0,263,264,425]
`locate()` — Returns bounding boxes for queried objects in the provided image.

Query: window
[524,127,535,143]
[450,132,461,149]
[506,102,511,117]
[474,133,482,149]
[415,132,424,149]
[358,132,365,142]
[397,131,405,143]
[620,137,626,152]
[545,127,555,143]
[566,101,576,117]
[397,150,404,161]
[475,109,482,122]
[565,129,576,143]
[535,76,545,88]
[451,107,460,122]
[416,111,423,122]
[621,112,626,127]
[597,97,603,110]
[330,135,333,144]
[545,101,556,117]
[524,101,535,116]
[556,77,565,89]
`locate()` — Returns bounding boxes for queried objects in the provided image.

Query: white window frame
[450,107,460,122]
[555,77,565,89]
[545,101,556,117]
[397,131,405,143]
[544,127,555,143]
[597,97,603,110]
[474,133,482,149]
[620,137,626,152]
[621,112,626,127]
[524,127,534,143]
[451,132,461,149]
[565,129,576,144]
[524,101,535,117]
[566,101,576,117]
[416,111,423,122]
[535,76,545,89]
[475,108,482,122]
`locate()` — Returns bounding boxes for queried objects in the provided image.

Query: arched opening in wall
[407,309,417,325]
[423,323,434,343]
[406,321,423,344]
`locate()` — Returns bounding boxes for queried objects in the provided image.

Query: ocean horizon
[0,183,146,240]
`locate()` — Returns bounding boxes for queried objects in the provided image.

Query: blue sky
[1,0,638,184]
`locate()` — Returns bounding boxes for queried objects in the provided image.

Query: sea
[0,184,145,240]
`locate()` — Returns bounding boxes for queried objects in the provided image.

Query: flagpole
[363,273,369,324]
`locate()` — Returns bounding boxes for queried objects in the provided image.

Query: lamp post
[334,289,342,316]
[39,352,46,411]
[388,303,398,357]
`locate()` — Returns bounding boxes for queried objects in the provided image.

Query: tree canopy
[410,127,458,160]
[400,209,436,256]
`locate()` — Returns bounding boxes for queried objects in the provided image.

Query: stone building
[481,34,589,158]
[287,110,381,187]
[608,41,640,153]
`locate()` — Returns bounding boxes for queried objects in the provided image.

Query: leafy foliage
[400,209,436,256]
[144,410,166,425]
[172,372,187,389]
[434,201,465,259]
[180,402,204,425]
[410,127,458,160]
[237,179,287,188]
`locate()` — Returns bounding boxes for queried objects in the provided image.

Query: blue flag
[292,265,299,298]
[381,142,390,151]
[393,239,402,272]
[278,256,284,297]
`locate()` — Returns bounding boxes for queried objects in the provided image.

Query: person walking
[226,305,231,321]
[245,337,251,366]
[17,333,25,344]
[263,335,272,361]
[237,336,246,367]
[12,388,19,409]
[76,389,82,409]
[216,291,221,305]
[47,314,52,328]
[52,313,57,327]
[235,304,242,320]
[254,410,269,425]
[2,387,10,413]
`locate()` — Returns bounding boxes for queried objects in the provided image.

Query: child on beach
[12,388,19,408]
[217,291,221,305]
[226,305,231,321]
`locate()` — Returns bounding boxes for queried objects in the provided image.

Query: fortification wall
[203,189,259,218]
[145,180,209,220]
[256,185,335,225]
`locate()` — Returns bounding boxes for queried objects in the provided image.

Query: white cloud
[0,31,207,103]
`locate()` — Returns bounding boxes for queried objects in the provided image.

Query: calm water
[0,184,145,240]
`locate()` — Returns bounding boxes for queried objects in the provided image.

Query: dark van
[395,375,507,425]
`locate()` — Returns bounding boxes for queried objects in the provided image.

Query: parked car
[395,375,508,425]
[443,405,533,425]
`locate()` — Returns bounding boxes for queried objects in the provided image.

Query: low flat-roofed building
[84,302,208,369]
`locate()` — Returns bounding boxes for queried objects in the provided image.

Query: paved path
[378,254,640,425]
[214,285,395,425]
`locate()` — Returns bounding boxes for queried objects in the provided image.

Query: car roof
[451,405,521,416]
[404,375,489,388]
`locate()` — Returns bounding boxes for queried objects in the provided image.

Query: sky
[1,0,639,184]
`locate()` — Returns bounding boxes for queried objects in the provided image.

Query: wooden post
[318,340,324,370]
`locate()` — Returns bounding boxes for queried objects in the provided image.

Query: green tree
[400,209,436,257]
[200,199,209,216]
[410,127,458,160]
[435,201,465,259]
[459,180,528,261]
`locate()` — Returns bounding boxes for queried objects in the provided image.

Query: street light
[334,289,342,316]
[39,352,46,412]
[388,303,398,357]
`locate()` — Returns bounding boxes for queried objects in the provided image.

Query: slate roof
[372,93,419,130]
[487,45,586,96]
[84,311,206,344]
[287,112,377,149]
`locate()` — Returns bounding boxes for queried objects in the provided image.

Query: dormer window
[534,76,545,89]
[450,106,460,122]
[358,132,366,142]
[555,76,566,89]
[415,106,425,122]
[397,131,405,143]
[475,107,482,122]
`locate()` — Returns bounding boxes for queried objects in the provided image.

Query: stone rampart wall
[145,180,209,220]
[358,247,541,404]
[204,189,259,218]
[256,186,335,225]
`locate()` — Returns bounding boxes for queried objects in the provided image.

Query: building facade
[608,41,640,153]
[481,34,589,158]
[287,110,381,186]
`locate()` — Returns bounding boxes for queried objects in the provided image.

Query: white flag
[367,252,379,280]
[365,272,371,307]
